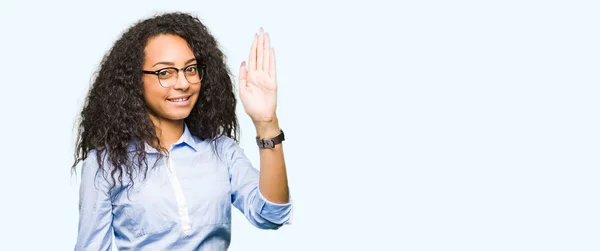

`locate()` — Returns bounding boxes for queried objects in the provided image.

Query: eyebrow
[152,58,197,68]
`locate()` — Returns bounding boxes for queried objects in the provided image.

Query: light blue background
[0,0,598,250]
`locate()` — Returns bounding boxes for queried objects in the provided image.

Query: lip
[167,95,192,100]
[166,95,192,106]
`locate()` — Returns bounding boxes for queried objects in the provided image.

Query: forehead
[144,34,195,63]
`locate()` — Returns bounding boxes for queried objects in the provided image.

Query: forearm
[254,117,290,204]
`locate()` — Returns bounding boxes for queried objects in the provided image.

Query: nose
[173,70,190,91]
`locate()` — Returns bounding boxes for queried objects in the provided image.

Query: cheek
[191,84,202,102]
[143,81,167,106]
[187,83,201,99]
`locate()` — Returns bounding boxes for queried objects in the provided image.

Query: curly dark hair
[72,12,239,191]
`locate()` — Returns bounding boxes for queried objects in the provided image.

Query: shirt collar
[143,123,197,153]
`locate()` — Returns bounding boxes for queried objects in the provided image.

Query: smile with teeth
[168,96,190,102]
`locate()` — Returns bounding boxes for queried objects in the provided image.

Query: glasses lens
[184,65,202,84]
[158,68,177,87]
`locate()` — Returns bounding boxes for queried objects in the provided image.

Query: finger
[263,32,270,72]
[248,33,258,71]
[269,48,277,80]
[257,27,264,72]
[239,61,247,84]
[239,62,248,97]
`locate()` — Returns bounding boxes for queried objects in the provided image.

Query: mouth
[167,95,191,103]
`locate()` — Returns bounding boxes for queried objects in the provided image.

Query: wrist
[254,117,280,138]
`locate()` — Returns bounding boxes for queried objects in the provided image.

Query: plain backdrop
[0,0,598,250]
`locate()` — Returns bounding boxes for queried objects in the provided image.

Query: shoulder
[214,134,245,153]
[79,148,114,187]
[213,134,238,147]
[80,148,105,175]
[81,148,102,170]
[208,135,245,162]
[78,151,117,201]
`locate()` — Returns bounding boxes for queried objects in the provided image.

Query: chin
[165,111,192,121]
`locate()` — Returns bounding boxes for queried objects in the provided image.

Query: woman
[72,12,292,250]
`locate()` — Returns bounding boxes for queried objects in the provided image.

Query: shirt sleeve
[220,137,293,229]
[74,150,114,251]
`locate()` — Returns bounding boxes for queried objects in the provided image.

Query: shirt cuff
[257,190,294,225]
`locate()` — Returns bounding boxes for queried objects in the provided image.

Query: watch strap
[256,129,285,148]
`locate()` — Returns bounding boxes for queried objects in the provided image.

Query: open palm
[239,27,278,123]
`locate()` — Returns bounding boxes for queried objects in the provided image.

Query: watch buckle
[261,139,274,148]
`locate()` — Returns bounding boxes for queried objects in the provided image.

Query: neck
[148,114,185,152]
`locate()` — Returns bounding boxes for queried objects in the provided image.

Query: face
[142,34,201,124]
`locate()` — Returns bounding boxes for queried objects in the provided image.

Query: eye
[157,69,176,79]
[185,65,198,74]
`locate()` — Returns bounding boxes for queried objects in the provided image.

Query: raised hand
[238,27,278,124]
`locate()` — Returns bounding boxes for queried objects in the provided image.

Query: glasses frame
[142,64,206,88]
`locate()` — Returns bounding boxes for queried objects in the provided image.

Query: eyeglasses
[142,64,206,88]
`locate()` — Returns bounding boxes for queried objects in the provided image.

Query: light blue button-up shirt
[74,124,293,250]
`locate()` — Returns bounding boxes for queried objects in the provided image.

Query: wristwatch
[256,130,285,148]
